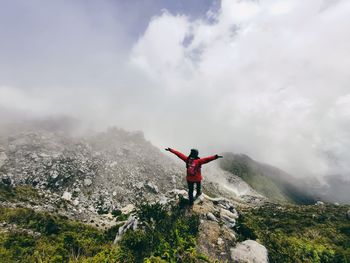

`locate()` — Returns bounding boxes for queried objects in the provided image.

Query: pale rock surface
[230,240,268,263]
[62,191,72,201]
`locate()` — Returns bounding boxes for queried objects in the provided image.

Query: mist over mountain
[1,0,350,184]
[1,0,350,261]
[1,115,348,205]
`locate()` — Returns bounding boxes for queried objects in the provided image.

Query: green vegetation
[0,182,40,202]
[0,207,112,262]
[236,203,350,263]
[219,153,315,204]
[114,200,203,262]
[0,198,211,262]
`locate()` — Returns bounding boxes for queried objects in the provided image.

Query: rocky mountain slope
[0,123,261,226]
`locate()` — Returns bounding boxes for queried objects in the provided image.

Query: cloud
[129,0,350,178]
[1,0,350,179]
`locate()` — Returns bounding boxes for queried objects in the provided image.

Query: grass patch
[236,203,350,263]
[0,201,212,262]
[0,183,41,202]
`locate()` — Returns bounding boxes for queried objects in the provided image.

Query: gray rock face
[230,240,269,263]
[0,152,7,169]
[0,128,184,218]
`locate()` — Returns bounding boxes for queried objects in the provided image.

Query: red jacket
[169,148,217,182]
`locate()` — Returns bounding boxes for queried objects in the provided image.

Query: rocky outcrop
[230,240,269,263]
[0,128,184,221]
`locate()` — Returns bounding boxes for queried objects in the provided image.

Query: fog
[1,0,350,180]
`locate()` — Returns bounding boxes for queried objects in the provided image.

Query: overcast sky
[1,0,350,179]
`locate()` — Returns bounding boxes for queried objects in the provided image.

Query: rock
[135,182,143,189]
[73,199,79,206]
[347,210,350,220]
[220,208,237,228]
[121,204,135,214]
[172,189,188,196]
[229,232,236,241]
[207,212,218,222]
[83,179,92,187]
[230,240,268,263]
[62,191,72,201]
[2,175,12,186]
[222,214,236,228]
[221,208,239,220]
[0,152,8,168]
[217,237,224,246]
[194,194,205,204]
[315,201,324,206]
[114,215,138,244]
[50,170,59,179]
[145,182,159,193]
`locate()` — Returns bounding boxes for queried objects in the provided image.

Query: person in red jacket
[165,148,223,206]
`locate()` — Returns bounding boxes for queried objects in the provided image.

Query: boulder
[207,212,218,222]
[230,240,268,263]
[62,191,72,201]
[83,179,92,187]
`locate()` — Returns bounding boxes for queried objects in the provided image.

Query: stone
[83,179,92,187]
[114,215,138,244]
[221,208,239,220]
[0,152,8,168]
[230,240,268,263]
[217,237,224,246]
[145,182,159,193]
[62,191,72,201]
[222,215,236,228]
[207,212,218,222]
[315,201,324,206]
[50,170,59,179]
[121,204,135,214]
[2,175,12,186]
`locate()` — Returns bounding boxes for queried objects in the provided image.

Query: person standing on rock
[165,148,223,206]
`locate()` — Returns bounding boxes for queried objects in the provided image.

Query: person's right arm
[165,148,187,162]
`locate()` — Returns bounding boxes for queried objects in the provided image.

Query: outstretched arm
[165,148,188,162]
[198,154,223,165]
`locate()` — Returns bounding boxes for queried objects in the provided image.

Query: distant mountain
[219,153,316,204]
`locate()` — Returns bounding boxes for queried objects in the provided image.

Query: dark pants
[187,181,201,205]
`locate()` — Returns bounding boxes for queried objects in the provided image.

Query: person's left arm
[198,154,223,165]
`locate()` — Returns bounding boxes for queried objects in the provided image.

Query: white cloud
[129,0,350,177]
